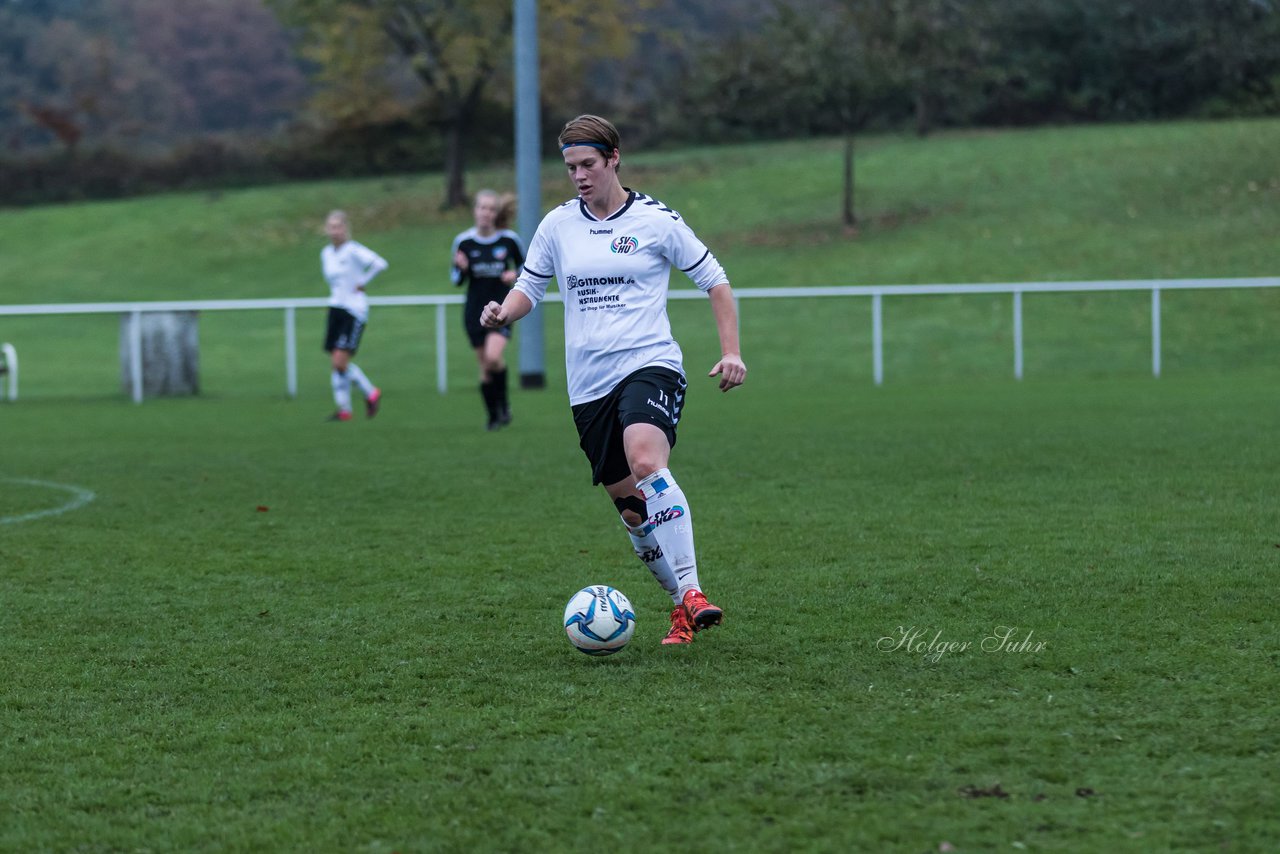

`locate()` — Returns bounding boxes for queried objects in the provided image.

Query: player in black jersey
[450,190,526,430]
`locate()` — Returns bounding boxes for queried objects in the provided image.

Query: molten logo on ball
[563,585,636,656]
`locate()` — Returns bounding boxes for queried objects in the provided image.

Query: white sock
[346,362,374,397]
[636,468,700,599]
[331,369,352,412]
[623,517,681,604]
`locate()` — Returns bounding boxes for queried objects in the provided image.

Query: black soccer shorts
[324,307,365,354]
[571,366,687,486]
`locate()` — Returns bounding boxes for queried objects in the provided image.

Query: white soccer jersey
[321,240,388,322]
[513,190,728,405]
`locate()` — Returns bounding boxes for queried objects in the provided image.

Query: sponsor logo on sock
[648,506,684,527]
[636,545,664,563]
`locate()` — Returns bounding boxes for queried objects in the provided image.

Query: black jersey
[450,227,526,330]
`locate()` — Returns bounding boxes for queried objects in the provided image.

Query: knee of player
[628,456,669,482]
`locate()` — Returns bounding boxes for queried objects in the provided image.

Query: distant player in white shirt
[482,114,747,645]
[321,210,387,421]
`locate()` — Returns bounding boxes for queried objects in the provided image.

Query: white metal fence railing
[0,277,1277,402]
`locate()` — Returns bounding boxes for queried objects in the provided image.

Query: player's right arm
[483,211,556,328]
[481,290,534,328]
[449,233,469,287]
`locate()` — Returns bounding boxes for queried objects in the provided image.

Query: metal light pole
[514,0,545,388]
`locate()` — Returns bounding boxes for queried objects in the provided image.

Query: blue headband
[560,141,612,153]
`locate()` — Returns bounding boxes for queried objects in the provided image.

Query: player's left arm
[355,243,389,290]
[666,213,746,392]
[707,283,746,392]
[500,234,524,286]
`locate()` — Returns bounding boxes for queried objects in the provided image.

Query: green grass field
[2,120,1279,851]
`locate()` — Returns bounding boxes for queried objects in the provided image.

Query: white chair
[1,342,17,401]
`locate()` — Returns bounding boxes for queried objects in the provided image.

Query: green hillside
[3,118,1277,303]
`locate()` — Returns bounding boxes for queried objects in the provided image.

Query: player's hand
[500,270,518,286]
[454,250,469,271]
[709,354,746,392]
[480,300,508,329]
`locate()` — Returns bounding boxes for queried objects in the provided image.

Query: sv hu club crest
[611,236,639,254]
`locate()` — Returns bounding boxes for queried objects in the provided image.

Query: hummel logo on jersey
[590,228,613,235]
[611,236,639,254]
[636,192,681,221]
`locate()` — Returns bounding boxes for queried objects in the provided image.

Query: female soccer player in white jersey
[321,210,388,421]
[481,114,747,645]
[451,190,525,430]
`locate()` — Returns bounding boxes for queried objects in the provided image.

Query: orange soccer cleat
[682,589,723,632]
[661,604,695,645]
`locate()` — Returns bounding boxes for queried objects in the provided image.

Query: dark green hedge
[0,105,514,206]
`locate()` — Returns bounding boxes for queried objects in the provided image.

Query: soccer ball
[563,585,636,656]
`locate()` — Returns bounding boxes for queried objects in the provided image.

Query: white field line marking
[1,478,96,525]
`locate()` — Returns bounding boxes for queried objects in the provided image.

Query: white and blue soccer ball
[563,585,636,656]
